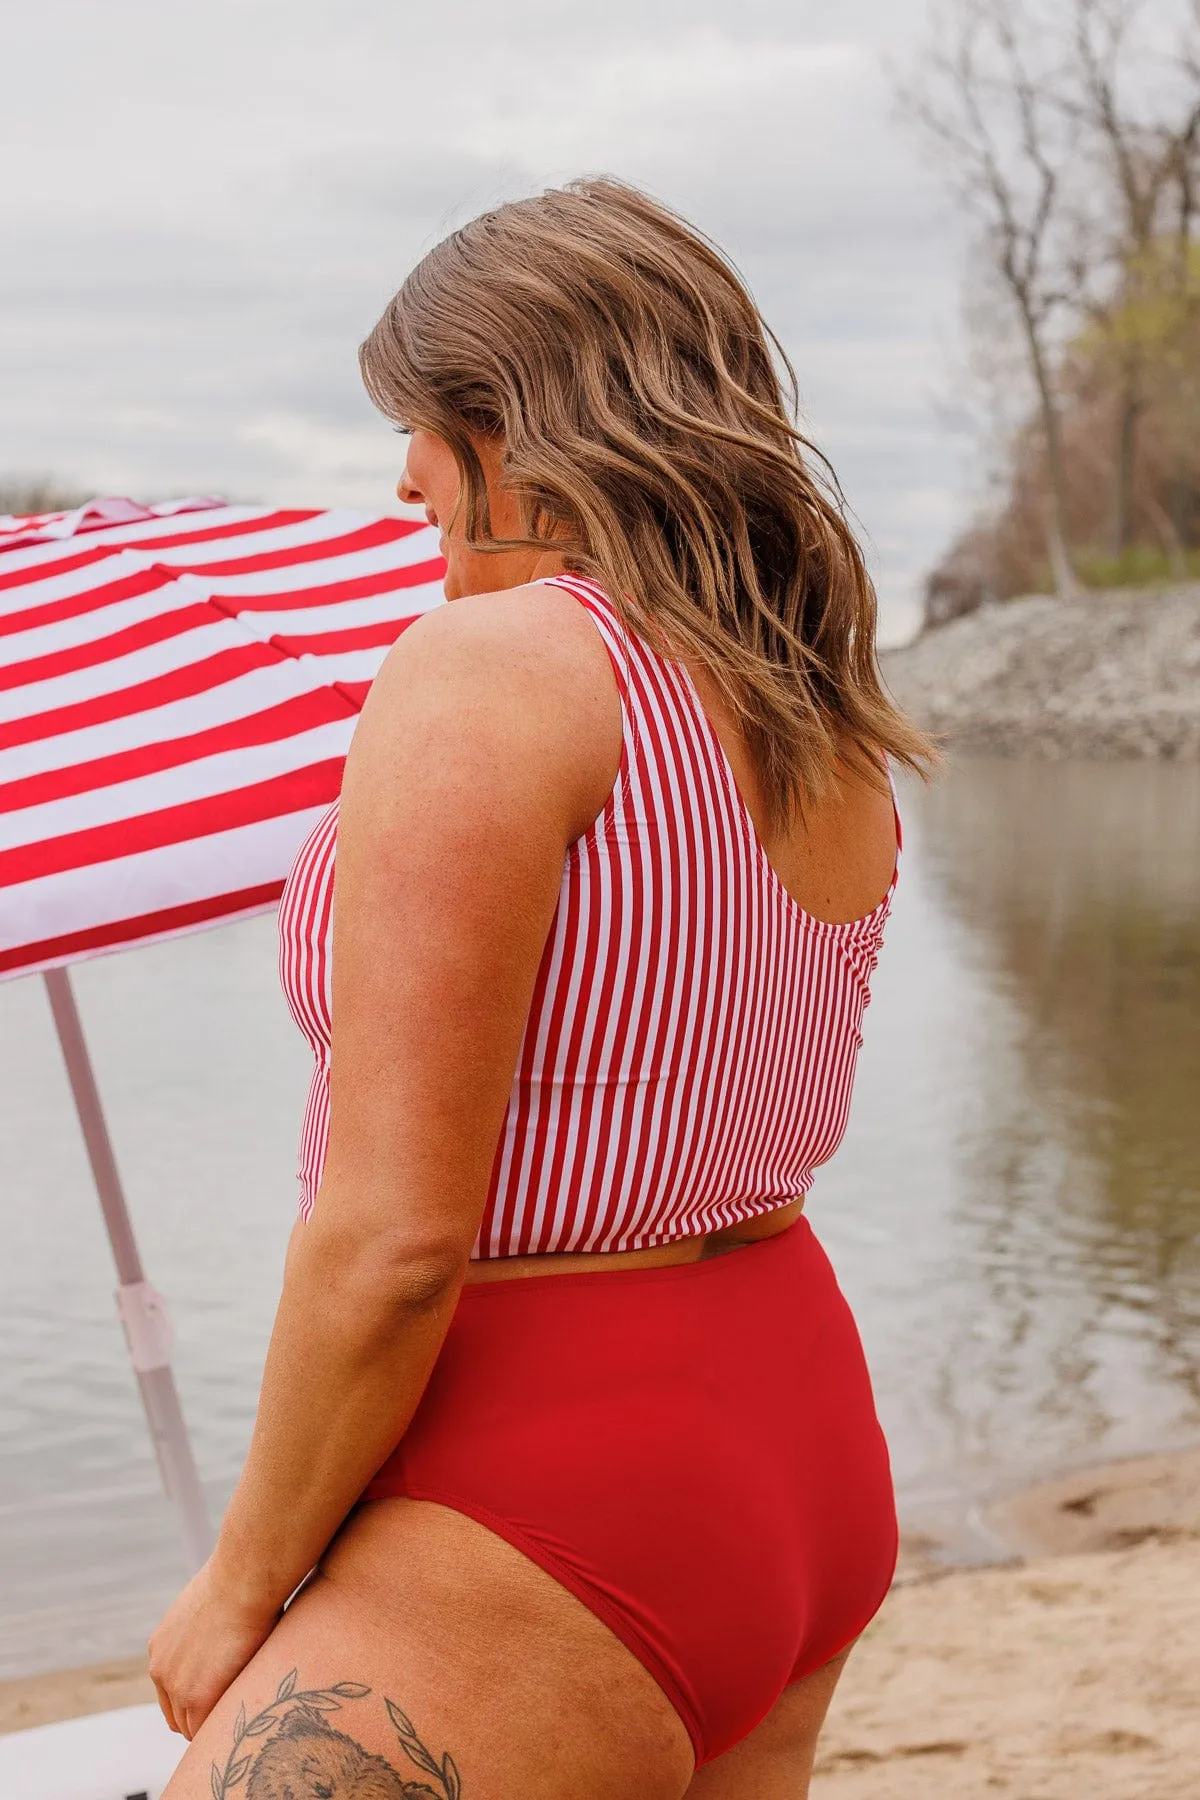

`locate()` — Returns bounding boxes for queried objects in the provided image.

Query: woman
[150,178,931,1800]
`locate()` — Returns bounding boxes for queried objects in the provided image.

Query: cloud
[0,0,973,632]
[236,410,405,505]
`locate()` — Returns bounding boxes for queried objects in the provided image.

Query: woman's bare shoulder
[379,586,615,698]
[348,582,622,844]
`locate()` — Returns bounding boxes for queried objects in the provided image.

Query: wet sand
[4,1450,1198,1795]
[987,1445,1200,1558]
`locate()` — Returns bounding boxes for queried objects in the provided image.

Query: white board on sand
[0,1704,183,1800]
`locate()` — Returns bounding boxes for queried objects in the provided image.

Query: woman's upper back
[477,576,898,1256]
[279,576,899,1259]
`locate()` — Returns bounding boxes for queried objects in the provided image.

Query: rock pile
[881,583,1200,758]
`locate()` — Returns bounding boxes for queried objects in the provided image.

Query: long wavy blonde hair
[360,178,933,823]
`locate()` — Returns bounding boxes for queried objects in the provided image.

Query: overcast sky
[1,0,972,640]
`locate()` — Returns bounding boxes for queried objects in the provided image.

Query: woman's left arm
[148,588,622,1738]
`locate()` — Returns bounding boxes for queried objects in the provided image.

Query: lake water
[1,757,1198,1679]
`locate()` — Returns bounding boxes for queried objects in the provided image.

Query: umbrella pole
[42,967,213,1572]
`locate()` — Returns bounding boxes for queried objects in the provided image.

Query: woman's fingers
[148,1558,275,1746]
[152,1675,181,1736]
[153,1670,220,1742]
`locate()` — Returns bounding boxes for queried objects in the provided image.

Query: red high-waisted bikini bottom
[362,1215,897,1767]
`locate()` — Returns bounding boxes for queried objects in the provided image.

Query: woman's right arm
[149,583,621,1737]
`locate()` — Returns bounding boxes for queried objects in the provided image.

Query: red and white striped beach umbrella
[1,496,445,978]
[1,495,446,1571]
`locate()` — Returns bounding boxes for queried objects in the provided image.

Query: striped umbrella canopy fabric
[0,497,446,980]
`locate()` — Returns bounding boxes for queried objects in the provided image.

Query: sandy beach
[816,1531,1200,1797]
[3,1448,1197,1795]
[818,1450,1200,1795]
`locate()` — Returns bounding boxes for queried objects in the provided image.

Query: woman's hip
[365,1215,894,1543]
[362,1216,897,1766]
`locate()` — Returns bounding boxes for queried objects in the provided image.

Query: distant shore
[4,1449,1197,1796]
[882,581,1200,759]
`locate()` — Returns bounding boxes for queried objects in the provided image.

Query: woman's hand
[148,1559,281,1740]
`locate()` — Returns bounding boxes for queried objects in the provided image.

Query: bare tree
[900,0,1084,598]
[1069,0,1200,561]
[0,477,89,519]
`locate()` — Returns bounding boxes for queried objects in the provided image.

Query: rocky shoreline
[881,582,1200,759]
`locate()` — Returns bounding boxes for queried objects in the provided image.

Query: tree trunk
[1023,317,1079,598]
[1146,484,1189,580]
[1044,504,1078,598]
[1169,466,1192,568]
[1110,379,1140,559]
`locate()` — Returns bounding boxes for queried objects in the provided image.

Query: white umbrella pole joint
[43,966,213,1572]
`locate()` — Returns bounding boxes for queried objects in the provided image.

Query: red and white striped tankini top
[278,575,899,1257]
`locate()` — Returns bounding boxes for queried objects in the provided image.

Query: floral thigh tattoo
[210,1669,462,1799]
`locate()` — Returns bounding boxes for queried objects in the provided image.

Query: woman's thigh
[162,1497,695,1800]
[682,1649,852,1800]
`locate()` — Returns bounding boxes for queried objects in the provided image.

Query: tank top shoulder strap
[539,571,903,890]
[883,760,903,862]
[536,573,631,687]
[534,573,644,770]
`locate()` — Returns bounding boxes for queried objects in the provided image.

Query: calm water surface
[1,758,1198,1677]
